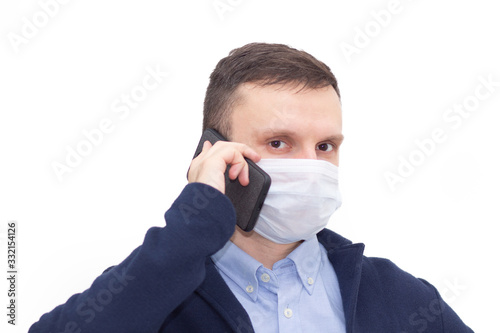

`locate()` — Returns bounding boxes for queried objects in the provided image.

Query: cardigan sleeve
[29,182,236,333]
[355,256,474,332]
[421,279,474,333]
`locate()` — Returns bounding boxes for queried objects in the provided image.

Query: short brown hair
[202,42,340,139]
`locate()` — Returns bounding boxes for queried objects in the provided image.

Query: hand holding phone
[187,129,271,231]
[189,139,258,194]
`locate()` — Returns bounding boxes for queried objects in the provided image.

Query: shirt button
[284,308,293,318]
[307,277,314,285]
[261,273,270,283]
[246,285,254,293]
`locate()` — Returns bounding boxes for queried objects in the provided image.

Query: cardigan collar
[197,229,365,333]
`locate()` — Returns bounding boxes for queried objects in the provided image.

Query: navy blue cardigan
[30,183,473,332]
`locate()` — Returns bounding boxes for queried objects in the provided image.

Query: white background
[1,0,498,331]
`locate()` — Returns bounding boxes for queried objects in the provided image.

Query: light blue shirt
[211,236,346,332]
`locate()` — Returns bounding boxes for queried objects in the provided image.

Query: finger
[208,141,260,163]
[188,141,212,181]
[228,159,246,183]
[199,140,212,155]
[225,144,258,186]
[239,161,250,186]
[240,145,261,163]
[236,146,259,187]
[228,163,250,186]
[227,154,251,186]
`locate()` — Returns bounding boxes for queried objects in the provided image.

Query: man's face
[230,82,343,166]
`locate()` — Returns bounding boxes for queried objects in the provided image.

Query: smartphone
[189,129,271,232]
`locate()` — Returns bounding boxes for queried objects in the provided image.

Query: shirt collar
[286,236,322,296]
[212,236,323,301]
[212,240,262,302]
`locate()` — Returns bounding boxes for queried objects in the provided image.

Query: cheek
[332,154,340,166]
[320,153,339,166]
[257,146,276,159]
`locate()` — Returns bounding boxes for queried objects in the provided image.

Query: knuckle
[212,141,227,149]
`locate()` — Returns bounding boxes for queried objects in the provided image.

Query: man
[30,43,473,332]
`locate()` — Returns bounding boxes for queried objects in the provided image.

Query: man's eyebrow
[325,134,344,144]
[260,129,344,143]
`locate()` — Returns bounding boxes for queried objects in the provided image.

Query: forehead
[231,82,341,133]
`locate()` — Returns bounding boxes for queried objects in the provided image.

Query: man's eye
[269,140,285,149]
[317,143,334,152]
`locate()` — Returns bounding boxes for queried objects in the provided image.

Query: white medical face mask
[253,158,342,244]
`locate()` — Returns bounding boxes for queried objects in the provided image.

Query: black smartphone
[189,129,271,231]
